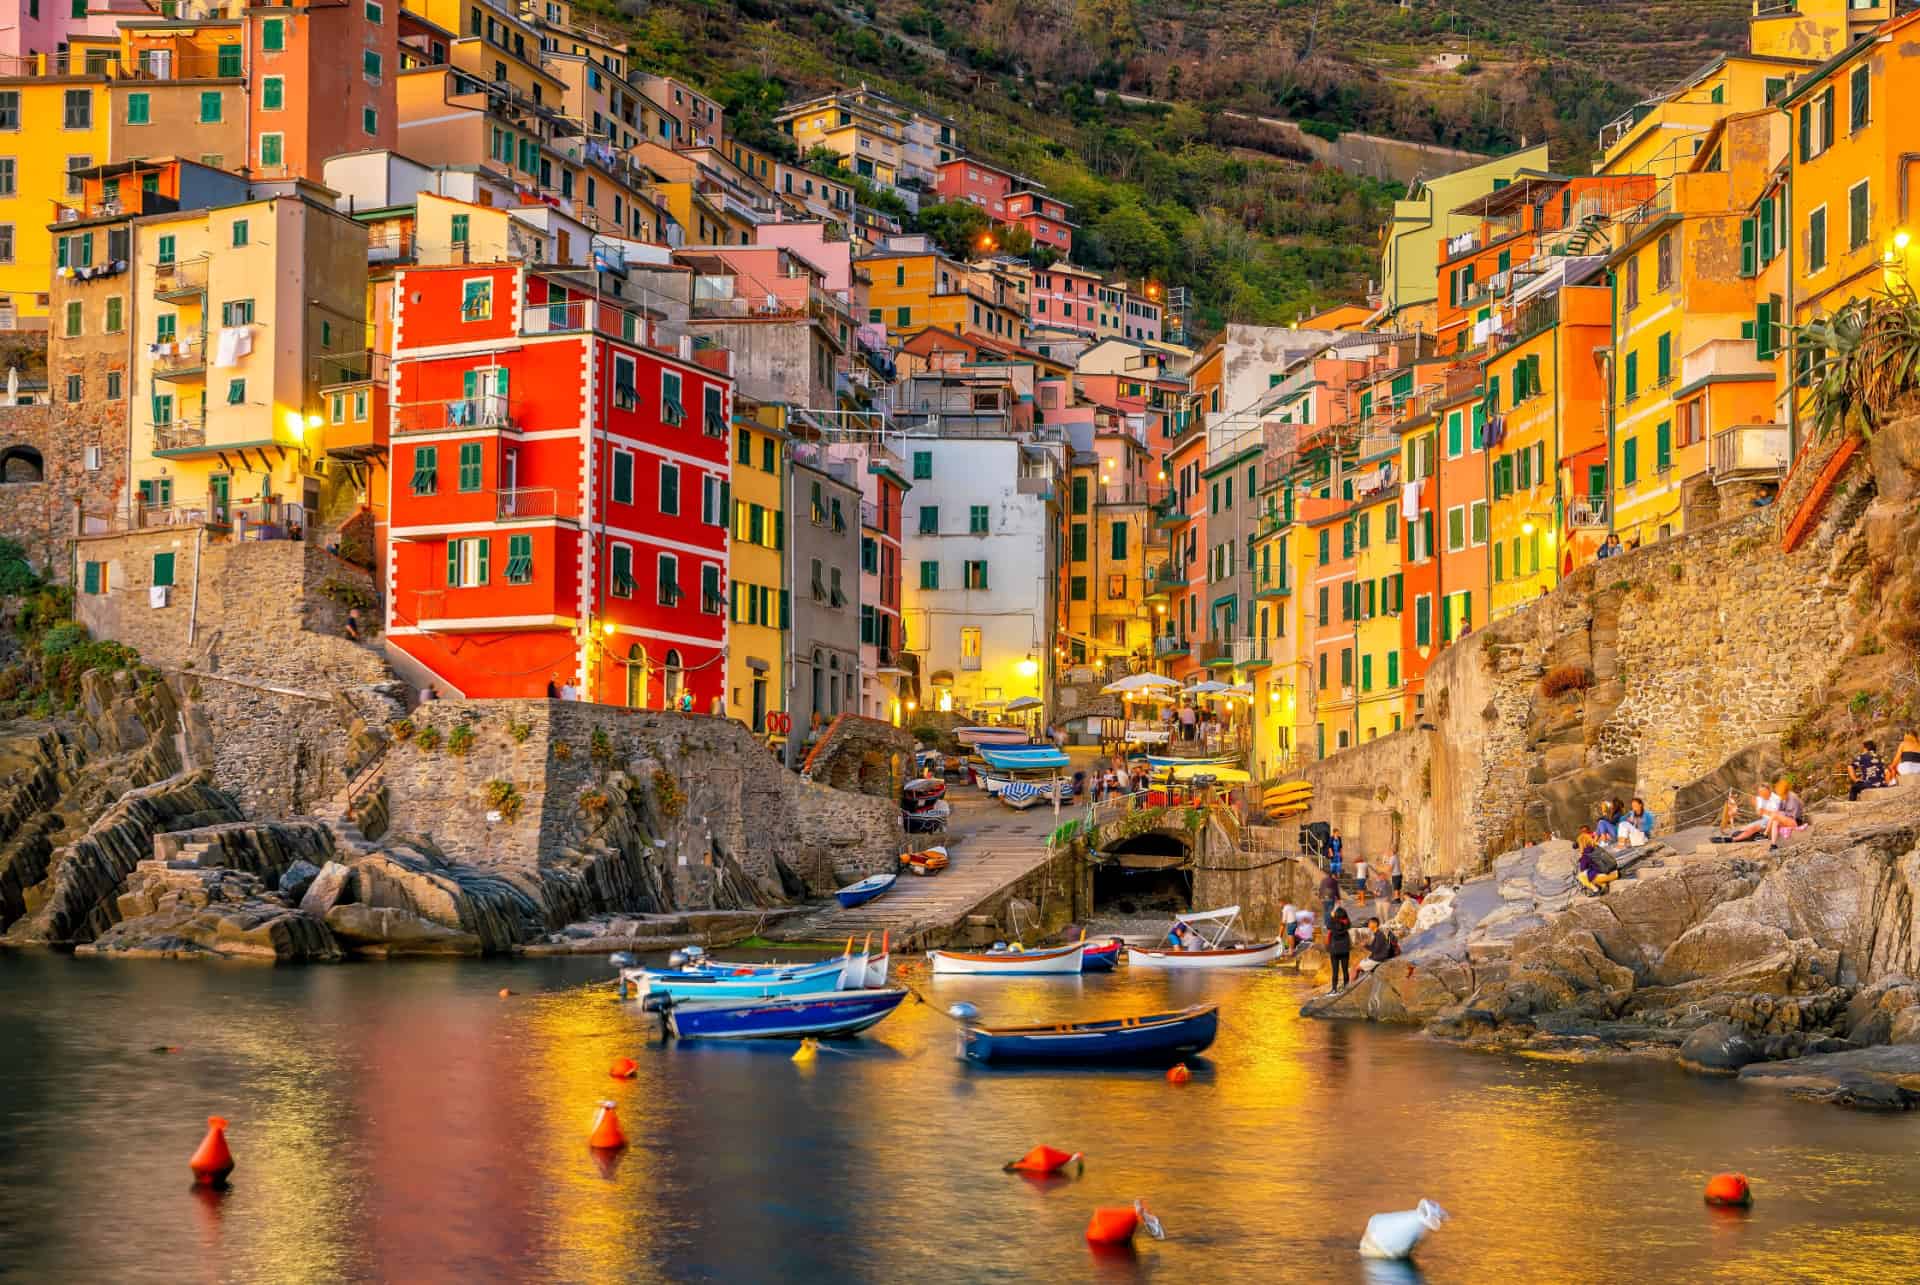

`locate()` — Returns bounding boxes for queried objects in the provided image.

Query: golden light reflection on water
[5,952,1920,1282]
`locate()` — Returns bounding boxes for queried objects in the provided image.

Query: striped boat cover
[1000,781,1044,804]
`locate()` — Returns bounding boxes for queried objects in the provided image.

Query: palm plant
[1798,283,1920,444]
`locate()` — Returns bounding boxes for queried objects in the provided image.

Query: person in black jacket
[1359,917,1397,974]
[1326,908,1353,992]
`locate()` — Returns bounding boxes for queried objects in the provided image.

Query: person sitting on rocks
[1896,729,1920,784]
[1719,782,1777,843]
[1576,833,1620,895]
[1592,803,1619,848]
[1619,797,1656,847]
[1767,777,1807,847]
[1849,740,1890,801]
[1358,917,1399,973]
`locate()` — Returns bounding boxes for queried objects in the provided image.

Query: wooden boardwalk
[772,791,1066,947]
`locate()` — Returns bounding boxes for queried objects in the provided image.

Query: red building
[933,158,1073,256]
[385,263,734,707]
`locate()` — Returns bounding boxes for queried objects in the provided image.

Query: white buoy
[1358,1200,1448,1260]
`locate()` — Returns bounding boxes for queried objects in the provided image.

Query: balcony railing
[497,487,577,521]
[1144,562,1184,596]
[959,653,982,671]
[315,350,391,388]
[1566,496,1609,528]
[1710,424,1789,483]
[394,395,514,435]
[152,418,206,453]
[152,336,206,380]
[1255,567,1291,596]
[1199,636,1268,667]
[1153,634,1189,657]
[859,499,880,528]
[152,258,208,301]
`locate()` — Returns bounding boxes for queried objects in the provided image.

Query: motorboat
[1126,905,1283,969]
[1080,938,1122,971]
[652,988,911,1039]
[929,940,1087,975]
[978,745,1073,810]
[623,957,851,1001]
[955,726,1032,748]
[955,1003,1218,1065]
[899,845,950,876]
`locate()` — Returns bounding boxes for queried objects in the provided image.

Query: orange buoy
[1003,1144,1084,1176]
[499,988,512,998]
[587,1100,628,1150]
[1166,1062,1192,1084]
[1086,1200,1162,1246]
[189,1116,235,1187]
[1704,1173,1752,1207]
[609,1056,638,1080]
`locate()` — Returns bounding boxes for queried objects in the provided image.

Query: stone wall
[1302,502,1864,878]
[387,700,904,910]
[0,403,60,578]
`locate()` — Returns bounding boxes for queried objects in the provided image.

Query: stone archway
[0,444,43,483]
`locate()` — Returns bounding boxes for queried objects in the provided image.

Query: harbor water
[3,950,1918,1282]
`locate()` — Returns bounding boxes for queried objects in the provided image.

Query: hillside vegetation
[597,0,1745,335]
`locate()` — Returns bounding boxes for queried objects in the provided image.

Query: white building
[899,432,1063,716]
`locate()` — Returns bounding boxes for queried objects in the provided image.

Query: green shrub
[447,723,476,756]
[1540,665,1592,698]
[0,537,38,595]
[413,726,442,752]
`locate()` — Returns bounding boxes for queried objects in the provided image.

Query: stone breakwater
[1302,786,1920,1110]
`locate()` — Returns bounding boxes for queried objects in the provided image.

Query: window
[1470,500,1488,545]
[127,92,151,125]
[410,446,438,495]
[447,537,490,587]
[918,505,938,535]
[1655,420,1672,474]
[454,441,481,491]
[200,91,222,124]
[912,451,932,479]
[64,89,92,130]
[104,296,122,333]
[157,234,175,266]
[702,475,726,525]
[363,50,382,82]
[1621,437,1639,488]
[1623,255,1639,310]
[0,91,15,130]
[0,159,12,198]
[450,213,470,247]
[107,371,122,400]
[151,551,177,588]
[611,450,634,503]
[66,374,84,402]
[1739,216,1757,277]
[366,0,383,22]
[1850,65,1869,133]
[963,560,988,590]
[656,554,680,606]
[262,17,285,50]
[461,278,492,320]
[84,561,105,595]
[260,133,283,169]
[1110,521,1127,560]
[1807,206,1827,274]
[970,505,989,534]
[1070,523,1087,561]
[660,370,684,425]
[1623,351,1638,400]
[156,314,176,345]
[1445,409,1462,459]
[919,560,939,590]
[895,306,910,328]
[658,463,679,516]
[363,107,378,137]
[224,378,246,406]
[1446,505,1466,553]
[1655,232,1673,291]
[609,545,634,597]
[230,217,250,247]
[1656,332,1672,386]
[221,299,254,326]
[1071,575,1087,601]
[217,42,241,77]
[1849,181,1869,252]
[64,300,82,337]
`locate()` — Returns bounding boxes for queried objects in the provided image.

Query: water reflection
[2,951,1920,1282]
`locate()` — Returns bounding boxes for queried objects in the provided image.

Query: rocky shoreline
[1299,785,1920,1110]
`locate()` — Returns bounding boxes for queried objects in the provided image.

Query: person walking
[1317,867,1340,940]
[1327,828,1345,884]
[1389,850,1404,898]
[1327,908,1353,992]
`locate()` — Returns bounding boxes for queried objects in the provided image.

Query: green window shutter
[1798,103,1812,162]
[217,43,241,77]
[1365,580,1377,617]
[1317,530,1329,565]
[1494,540,1504,581]
[1446,411,1461,457]
[199,90,221,123]
[1340,649,1352,686]
[262,77,282,110]
[1357,514,1369,550]
[1624,352,1638,399]
[1757,202,1774,262]
[458,441,481,491]
[1820,86,1835,152]
[1110,522,1127,560]
[127,92,149,124]
[1341,522,1353,558]
[920,505,938,535]
[152,552,176,587]
[773,510,784,550]
[446,540,460,586]
[1623,438,1639,487]
[263,17,284,50]
[411,446,438,495]
[84,561,101,594]
[1851,66,1869,131]
[1656,421,1672,473]
[912,451,932,479]
[780,590,790,629]
[1448,506,1465,550]
[611,451,633,502]
[1070,523,1086,561]
[1656,333,1670,384]
[1361,654,1373,692]
[1071,475,1088,514]
[1850,182,1869,250]
[1387,651,1399,689]
[506,534,533,583]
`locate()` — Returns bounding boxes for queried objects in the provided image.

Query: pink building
[3,0,147,59]
[1028,262,1101,336]
[754,220,854,295]
[933,157,1073,256]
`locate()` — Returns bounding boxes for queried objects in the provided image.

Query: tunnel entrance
[1092,833,1192,915]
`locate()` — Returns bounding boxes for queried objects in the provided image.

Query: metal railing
[315,351,391,387]
[1199,636,1268,666]
[497,487,577,521]
[1566,496,1610,528]
[152,337,206,379]
[152,258,208,299]
[152,418,206,452]
[394,394,514,435]
[1153,634,1189,657]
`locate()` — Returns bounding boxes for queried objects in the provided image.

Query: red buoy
[587,1100,628,1150]
[1704,1173,1752,1207]
[189,1116,235,1187]
[1166,1062,1192,1084]
[499,988,513,998]
[1085,1206,1139,1245]
[609,1056,638,1080]
[1003,1144,1083,1176]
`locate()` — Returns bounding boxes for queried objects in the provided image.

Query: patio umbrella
[1184,680,1230,695]
[1102,673,1181,695]
[1005,695,1044,711]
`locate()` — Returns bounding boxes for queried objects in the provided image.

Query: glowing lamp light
[306,413,323,428]
[1016,657,1040,678]
[906,700,917,712]
[602,622,617,637]
[1522,521,1535,535]
[1897,230,1913,252]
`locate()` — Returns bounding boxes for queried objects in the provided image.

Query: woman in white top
[1724,784,1777,843]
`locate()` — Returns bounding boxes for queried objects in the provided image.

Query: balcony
[496,487,578,522]
[151,418,206,454]
[1152,634,1189,658]
[1015,474,1054,499]
[1710,424,1789,484]
[1153,496,1192,529]
[394,395,515,435]
[1199,637,1269,668]
[959,653,982,671]
[152,336,207,382]
[152,258,208,303]
[315,350,391,390]
[1143,562,1184,600]
[1255,567,1291,598]
[1566,496,1610,529]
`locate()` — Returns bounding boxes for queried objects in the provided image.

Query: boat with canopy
[1125,906,1283,969]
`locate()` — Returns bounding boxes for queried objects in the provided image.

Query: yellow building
[1248,507,1307,779]
[0,66,110,327]
[129,180,368,526]
[727,404,788,731]
[1349,460,1403,744]
[775,90,905,189]
[862,242,1024,343]
[1749,0,1891,61]
[1375,142,1549,328]
[1594,54,1807,181]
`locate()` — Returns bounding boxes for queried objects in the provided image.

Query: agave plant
[1798,284,1920,445]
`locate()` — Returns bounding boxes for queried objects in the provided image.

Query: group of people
[1591,797,1657,849]
[1849,733,1920,800]
[1289,838,1418,993]
[1294,903,1401,991]
[1714,776,1808,848]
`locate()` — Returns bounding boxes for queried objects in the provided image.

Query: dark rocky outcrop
[80,860,339,962]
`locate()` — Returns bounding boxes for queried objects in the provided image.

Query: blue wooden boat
[958,1003,1218,1065]
[1081,939,1122,972]
[625,959,849,1001]
[662,988,911,1039]
[835,872,896,908]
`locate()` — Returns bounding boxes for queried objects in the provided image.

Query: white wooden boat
[1126,906,1283,970]
[929,940,1088,975]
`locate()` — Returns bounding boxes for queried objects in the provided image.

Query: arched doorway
[626,643,647,708]
[0,445,44,483]
[1092,834,1193,916]
[662,648,683,710]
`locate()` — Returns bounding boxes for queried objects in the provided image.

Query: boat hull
[627,965,848,1000]
[930,941,1087,975]
[1081,940,1121,972]
[961,1004,1218,1064]
[835,873,897,908]
[1126,940,1284,970]
[666,988,910,1039]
